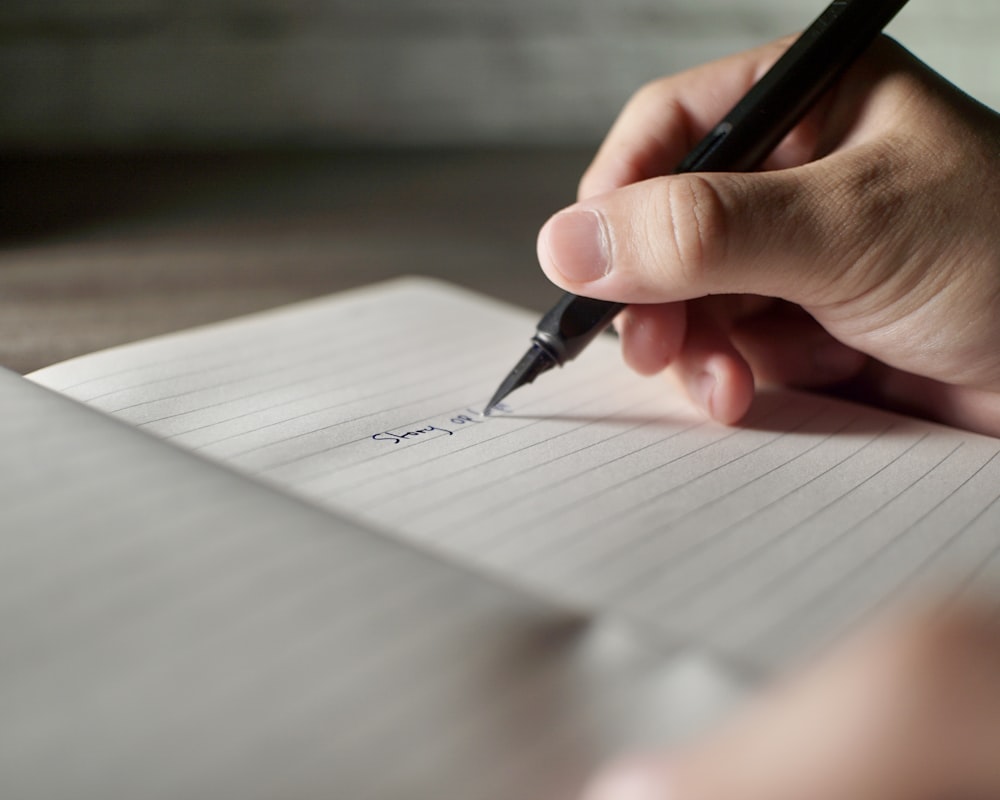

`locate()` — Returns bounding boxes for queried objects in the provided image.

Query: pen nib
[483,343,558,415]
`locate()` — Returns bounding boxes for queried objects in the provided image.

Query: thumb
[537,157,876,307]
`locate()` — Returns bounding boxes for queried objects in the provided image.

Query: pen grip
[534,295,626,365]
[534,0,911,369]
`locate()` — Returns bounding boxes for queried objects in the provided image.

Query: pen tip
[483,344,558,415]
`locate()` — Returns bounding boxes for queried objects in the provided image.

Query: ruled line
[692,437,954,647]
[35,282,484,393]
[25,277,1000,672]
[144,327,478,433]
[948,454,1000,594]
[666,434,937,619]
[498,401,832,572]
[418,412,713,541]
[162,337,512,453]
[740,441,982,653]
[735,440,973,620]
[235,366,516,473]
[604,421,897,615]
[307,366,631,497]
[351,387,663,530]
[101,318,484,422]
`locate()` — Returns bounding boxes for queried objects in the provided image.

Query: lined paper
[3,369,713,800]
[30,278,1000,667]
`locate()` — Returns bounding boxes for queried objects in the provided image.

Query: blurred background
[1,0,997,371]
[3,0,997,150]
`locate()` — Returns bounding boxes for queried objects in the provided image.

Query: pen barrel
[533,295,626,365]
[677,0,911,174]
[523,0,911,376]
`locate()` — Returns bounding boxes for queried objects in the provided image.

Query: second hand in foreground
[483,0,911,415]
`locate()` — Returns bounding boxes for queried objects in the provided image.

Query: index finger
[578,35,826,201]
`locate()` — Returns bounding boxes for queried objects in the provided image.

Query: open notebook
[6,277,1000,798]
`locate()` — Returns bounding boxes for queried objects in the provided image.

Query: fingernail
[692,369,717,416]
[541,209,611,283]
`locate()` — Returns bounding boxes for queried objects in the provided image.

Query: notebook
[6,277,1000,798]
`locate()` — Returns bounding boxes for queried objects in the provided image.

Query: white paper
[2,369,702,800]
[31,278,1000,667]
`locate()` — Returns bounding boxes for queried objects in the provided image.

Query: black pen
[484,0,911,415]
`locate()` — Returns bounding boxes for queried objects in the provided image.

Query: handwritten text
[371,403,511,445]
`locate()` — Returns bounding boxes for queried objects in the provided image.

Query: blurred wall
[1,0,996,151]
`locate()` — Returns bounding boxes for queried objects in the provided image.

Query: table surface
[0,148,592,374]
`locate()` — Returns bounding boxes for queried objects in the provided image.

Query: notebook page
[1,369,708,800]
[30,278,1000,669]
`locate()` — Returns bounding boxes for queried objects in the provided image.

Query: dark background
[0,0,992,373]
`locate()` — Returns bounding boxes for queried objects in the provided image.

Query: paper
[31,278,1000,668]
[2,369,696,800]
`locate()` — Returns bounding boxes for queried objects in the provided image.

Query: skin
[536,37,1000,435]
[582,604,1000,800]
[536,37,1000,799]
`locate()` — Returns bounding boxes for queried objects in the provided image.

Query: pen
[484,0,911,415]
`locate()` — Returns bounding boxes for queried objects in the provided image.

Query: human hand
[537,37,1000,435]
[584,605,1000,800]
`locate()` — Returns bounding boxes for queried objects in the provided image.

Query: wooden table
[0,148,592,373]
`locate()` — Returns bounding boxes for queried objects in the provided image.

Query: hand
[584,605,1000,800]
[537,37,1000,435]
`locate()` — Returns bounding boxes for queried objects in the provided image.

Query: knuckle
[629,77,670,111]
[655,174,730,289]
[577,166,600,200]
[622,77,683,130]
[840,145,908,227]
[822,143,917,288]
